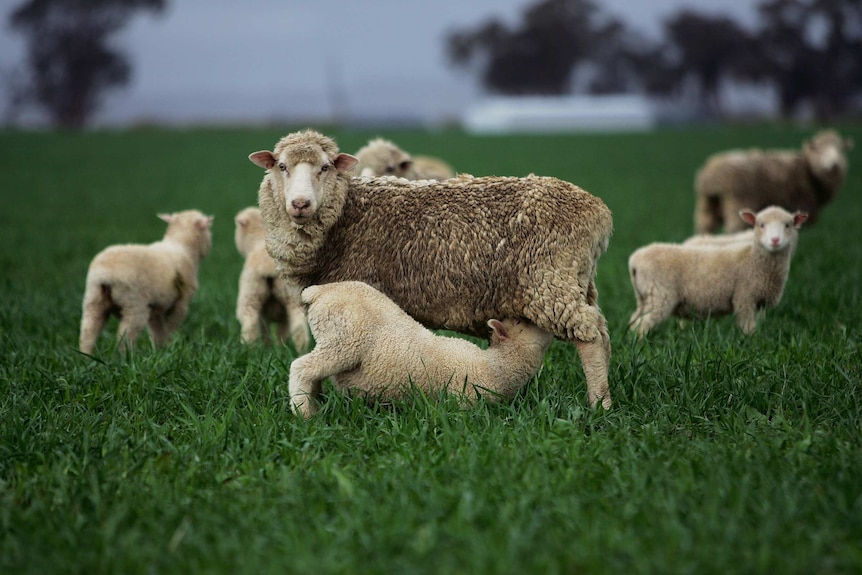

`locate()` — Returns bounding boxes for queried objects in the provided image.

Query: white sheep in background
[694,129,851,233]
[289,281,555,416]
[79,210,213,354]
[249,129,614,409]
[629,206,808,336]
[354,137,455,180]
[234,206,309,350]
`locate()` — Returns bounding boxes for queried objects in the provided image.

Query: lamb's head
[249,130,358,226]
[355,138,413,178]
[740,206,808,253]
[488,318,555,352]
[804,130,853,186]
[234,206,265,257]
[158,209,214,259]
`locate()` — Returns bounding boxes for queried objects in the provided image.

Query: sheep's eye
[384,166,395,174]
[785,223,790,229]
[278,162,287,172]
[759,223,765,228]
[320,163,329,173]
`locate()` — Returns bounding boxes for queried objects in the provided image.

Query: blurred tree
[446,0,629,95]
[8,0,165,129]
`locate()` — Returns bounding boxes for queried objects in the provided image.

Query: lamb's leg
[288,344,360,418]
[116,303,150,352]
[734,301,759,334]
[148,311,169,348]
[163,297,191,347]
[237,289,266,344]
[79,285,110,354]
[287,304,310,354]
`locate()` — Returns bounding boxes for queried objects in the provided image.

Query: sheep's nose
[292,198,311,211]
[770,237,780,246]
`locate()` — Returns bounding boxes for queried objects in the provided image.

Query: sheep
[682,230,753,248]
[354,137,455,180]
[234,206,309,350]
[249,129,614,409]
[288,281,555,416]
[694,129,852,233]
[628,206,808,337]
[79,210,213,354]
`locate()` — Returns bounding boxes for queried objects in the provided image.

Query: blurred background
[1,0,860,131]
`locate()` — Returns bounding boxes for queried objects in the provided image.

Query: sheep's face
[741,207,808,253]
[488,318,554,350]
[357,141,413,178]
[805,131,851,181]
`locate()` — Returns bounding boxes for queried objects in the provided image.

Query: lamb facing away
[694,129,851,233]
[234,207,309,350]
[79,210,213,354]
[354,137,455,180]
[629,206,807,336]
[249,129,614,408]
[289,281,555,416]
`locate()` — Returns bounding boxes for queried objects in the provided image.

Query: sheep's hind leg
[575,335,611,409]
[116,305,149,352]
[288,345,359,418]
[79,287,111,354]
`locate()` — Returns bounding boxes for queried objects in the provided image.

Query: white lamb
[79,210,213,354]
[234,206,309,350]
[628,206,808,336]
[289,281,555,417]
[354,137,455,180]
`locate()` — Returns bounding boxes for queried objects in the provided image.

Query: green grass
[1,124,861,574]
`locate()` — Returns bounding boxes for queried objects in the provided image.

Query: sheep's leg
[288,344,360,417]
[287,305,310,354]
[694,194,721,234]
[734,301,759,334]
[163,297,191,346]
[79,286,111,354]
[148,311,169,348]
[237,288,266,344]
[722,198,745,233]
[116,304,150,352]
[575,335,611,409]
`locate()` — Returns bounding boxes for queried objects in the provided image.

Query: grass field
[1,124,861,574]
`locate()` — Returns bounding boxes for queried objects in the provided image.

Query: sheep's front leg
[734,301,759,334]
[237,282,267,343]
[575,316,612,410]
[288,345,360,417]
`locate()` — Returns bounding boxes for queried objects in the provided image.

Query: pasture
[1,124,860,574]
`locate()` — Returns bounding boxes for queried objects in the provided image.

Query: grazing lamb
[694,129,852,233]
[234,206,309,350]
[289,281,555,416]
[249,129,614,408]
[629,206,808,336]
[79,210,213,354]
[355,137,455,180]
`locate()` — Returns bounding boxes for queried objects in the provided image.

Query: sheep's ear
[488,319,509,340]
[157,213,173,224]
[333,153,359,173]
[249,151,276,170]
[793,211,808,228]
[739,209,757,227]
[399,160,413,171]
[235,215,249,227]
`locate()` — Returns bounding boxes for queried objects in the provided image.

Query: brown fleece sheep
[249,129,614,408]
[694,130,852,233]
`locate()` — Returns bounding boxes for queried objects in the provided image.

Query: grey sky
[0,0,760,126]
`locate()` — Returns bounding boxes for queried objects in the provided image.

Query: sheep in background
[234,207,309,350]
[354,137,455,180]
[79,210,213,354]
[694,130,851,233]
[629,206,808,336]
[289,281,555,416]
[249,129,614,409]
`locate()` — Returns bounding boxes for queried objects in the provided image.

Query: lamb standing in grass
[629,206,807,336]
[234,207,309,350]
[250,129,614,408]
[355,137,455,180]
[694,130,851,233]
[289,281,555,416]
[79,210,213,354]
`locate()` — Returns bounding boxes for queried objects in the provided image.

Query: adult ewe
[249,130,614,408]
[79,210,213,354]
[694,130,851,233]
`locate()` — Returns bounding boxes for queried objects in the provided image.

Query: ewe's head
[740,206,807,253]
[248,130,358,226]
[234,206,264,257]
[488,318,555,351]
[158,210,214,259]
[355,138,413,178]
[804,130,853,183]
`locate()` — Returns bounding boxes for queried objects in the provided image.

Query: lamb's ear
[739,209,757,227]
[793,211,809,228]
[157,213,173,224]
[235,215,249,227]
[249,151,276,170]
[333,153,359,173]
[399,160,414,172]
[197,215,214,230]
[488,319,509,340]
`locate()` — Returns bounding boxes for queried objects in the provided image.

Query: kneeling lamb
[79,210,213,353]
[234,206,309,350]
[250,130,614,408]
[289,281,555,416]
[629,206,807,336]
[694,129,851,233]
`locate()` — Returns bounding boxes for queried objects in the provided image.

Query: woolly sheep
[629,206,808,336]
[249,129,614,408]
[694,130,851,233]
[234,206,309,350]
[682,230,753,248]
[354,137,455,180]
[288,281,555,416]
[79,210,213,354]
